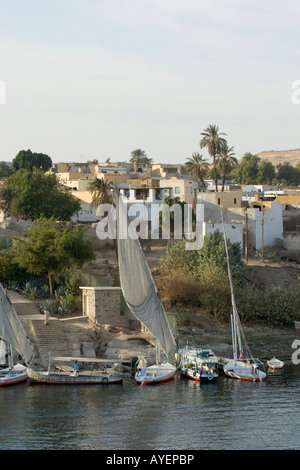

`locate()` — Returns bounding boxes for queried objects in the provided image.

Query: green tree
[12,149,52,172]
[1,169,81,221]
[257,160,276,184]
[0,162,13,178]
[230,153,260,184]
[276,162,300,186]
[159,198,191,237]
[200,125,227,192]
[185,153,209,189]
[12,218,94,296]
[216,143,237,191]
[0,252,28,287]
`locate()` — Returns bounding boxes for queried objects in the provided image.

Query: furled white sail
[0,284,34,365]
[116,191,177,361]
[0,340,6,365]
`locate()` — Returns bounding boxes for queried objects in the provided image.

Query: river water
[0,365,299,451]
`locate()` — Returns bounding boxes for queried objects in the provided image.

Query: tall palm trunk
[200,125,227,193]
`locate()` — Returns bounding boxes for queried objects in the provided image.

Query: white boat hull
[0,364,28,386]
[180,367,218,382]
[178,346,219,383]
[135,363,176,385]
[267,358,284,369]
[224,362,266,382]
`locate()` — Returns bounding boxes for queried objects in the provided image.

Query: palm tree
[185,153,209,190]
[216,143,237,192]
[89,178,113,211]
[200,124,227,192]
[130,149,153,167]
[89,178,118,259]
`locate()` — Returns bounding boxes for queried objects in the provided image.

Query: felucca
[221,211,266,382]
[0,284,34,386]
[116,189,177,385]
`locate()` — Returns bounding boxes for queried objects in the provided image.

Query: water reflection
[0,367,300,450]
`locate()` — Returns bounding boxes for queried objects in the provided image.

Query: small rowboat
[0,364,28,386]
[135,363,176,385]
[267,357,284,369]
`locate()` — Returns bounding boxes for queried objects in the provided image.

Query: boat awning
[51,356,131,364]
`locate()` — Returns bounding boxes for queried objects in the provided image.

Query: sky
[1,0,300,165]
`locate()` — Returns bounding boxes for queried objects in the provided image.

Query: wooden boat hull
[135,363,176,385]
[27,368,123,385]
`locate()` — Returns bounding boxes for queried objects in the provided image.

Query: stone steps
[30,318,71,366]
[11,300,41,316]
[7,291,72,368]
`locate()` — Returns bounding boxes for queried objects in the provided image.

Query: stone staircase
[8,290,72,368]
[30,318,72,367]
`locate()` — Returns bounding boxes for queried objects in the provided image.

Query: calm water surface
[0,365,300,450]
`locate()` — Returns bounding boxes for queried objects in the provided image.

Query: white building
[118,185,168,235]
[196,191,283,252]
[248,201,283,250]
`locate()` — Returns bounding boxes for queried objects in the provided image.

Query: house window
[175,187,180,194]
[104,292,110,298]
[217,198,220,205]
[234,198,237,204]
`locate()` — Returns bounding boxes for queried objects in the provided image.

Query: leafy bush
[58,298,71,315]
[0,253,28,287]
[24,278,50,299]
[234,285,300,326]
[158,231,300,326]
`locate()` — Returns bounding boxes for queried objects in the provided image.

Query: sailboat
[221,211,266,382]
[116,190,177,385]
[0,284,34,386]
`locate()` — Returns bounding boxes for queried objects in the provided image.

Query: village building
[196,190,284,253]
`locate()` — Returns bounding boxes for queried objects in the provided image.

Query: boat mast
[221,209,243,362]
[156,340,161,365]
[8,344,13,370]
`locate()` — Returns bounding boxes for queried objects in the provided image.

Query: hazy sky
[1,0,300,165]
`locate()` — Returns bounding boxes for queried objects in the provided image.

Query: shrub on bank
[158,235,300,327]
[236,285,300,326]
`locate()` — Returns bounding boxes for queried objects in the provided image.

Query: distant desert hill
[257,149,300,167]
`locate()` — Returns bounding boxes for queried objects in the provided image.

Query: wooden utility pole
[245,210,248,262]
[261,204,264,261]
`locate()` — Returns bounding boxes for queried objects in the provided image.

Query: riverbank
[96,312,298,366]
[7,235,300,369]
[79,242,300,366]
[10,284,299,370]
